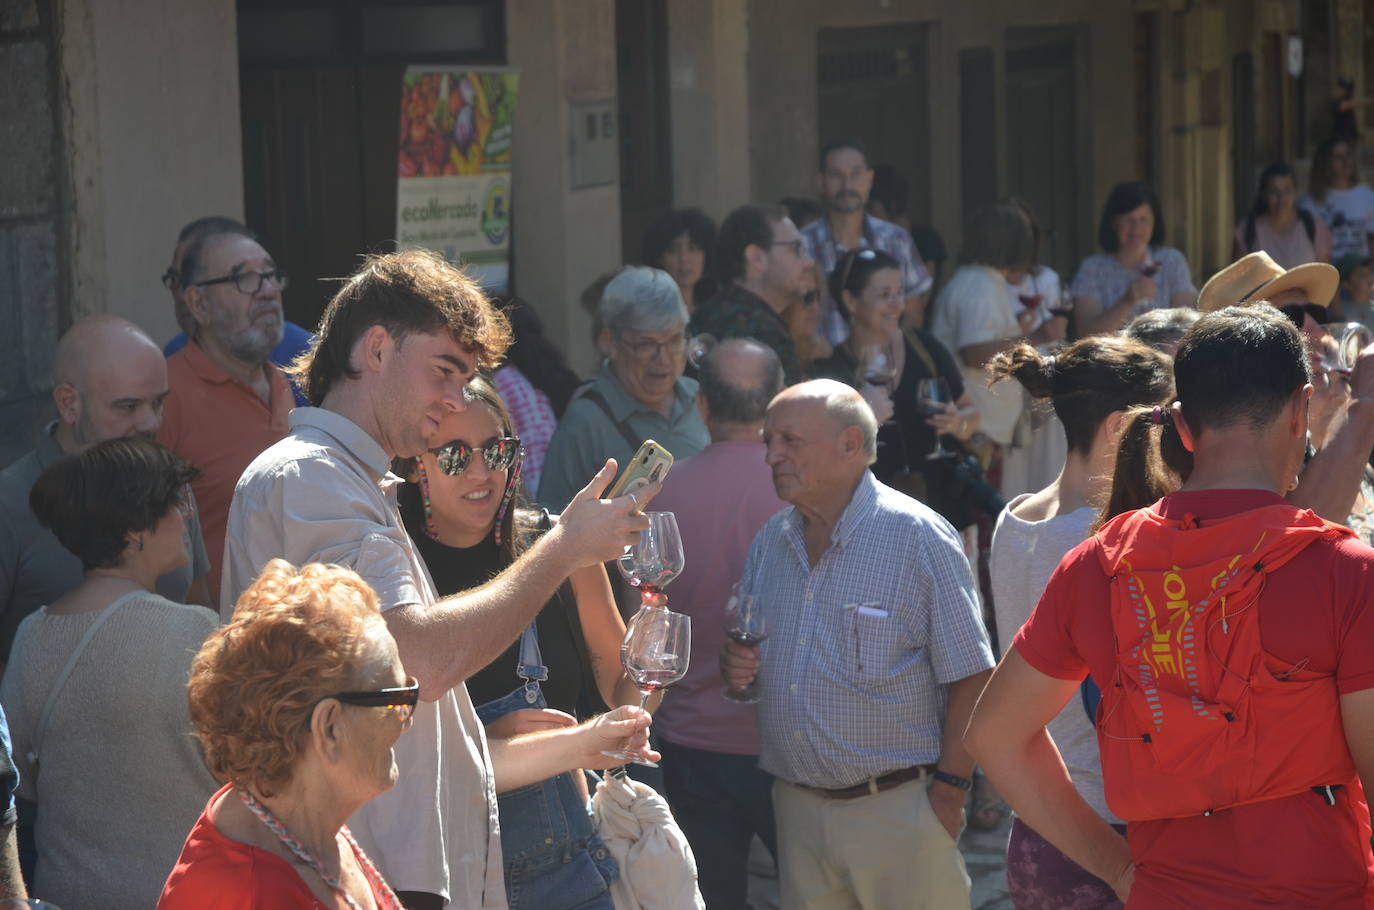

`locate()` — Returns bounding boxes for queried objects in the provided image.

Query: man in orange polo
[158,227,295,599]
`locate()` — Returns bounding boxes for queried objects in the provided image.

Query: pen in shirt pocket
[845,602,888,671]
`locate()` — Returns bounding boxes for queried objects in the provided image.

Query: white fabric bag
[591,770,705,910]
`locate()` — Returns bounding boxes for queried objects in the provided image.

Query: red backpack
[1093,502,1358,821]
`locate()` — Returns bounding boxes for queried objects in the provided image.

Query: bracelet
[931,769,973,791]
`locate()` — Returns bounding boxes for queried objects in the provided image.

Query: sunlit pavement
[744,813,1014,909]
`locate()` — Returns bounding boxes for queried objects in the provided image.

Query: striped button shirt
[744,472,994,789]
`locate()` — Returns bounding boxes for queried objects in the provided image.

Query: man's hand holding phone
[551,459,661,568]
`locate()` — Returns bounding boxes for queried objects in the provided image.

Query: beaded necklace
[237,787,400,910]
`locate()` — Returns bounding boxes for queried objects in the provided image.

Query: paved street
[745,813,1014,909]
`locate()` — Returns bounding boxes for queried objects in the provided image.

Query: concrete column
[59,0,243,342]
[665,0,751,220]
[507,0,621,376]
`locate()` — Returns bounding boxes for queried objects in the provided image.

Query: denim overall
[475,621,619,909]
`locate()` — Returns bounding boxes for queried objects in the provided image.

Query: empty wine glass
[722,588,766,704]
[858,344,897,393]
[917,377,953,460]
[617,512,685,609]
[687,333,717,369]
[600,607,691,767]
[1328,322,1374,373]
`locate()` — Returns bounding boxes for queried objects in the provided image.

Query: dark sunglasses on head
[331,678,420,720]
[430,436,521,476]
[1278,302,1328,330]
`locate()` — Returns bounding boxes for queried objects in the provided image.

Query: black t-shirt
[397,484,597,717]
[813,329,973,528]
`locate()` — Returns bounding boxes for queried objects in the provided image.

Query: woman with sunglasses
[0,438,219,909]
[398,375,642,910]
[160,560,412,908]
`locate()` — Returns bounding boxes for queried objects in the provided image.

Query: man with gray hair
[538,266,709,509]
[722,379,994,909]
[650,338,787,907]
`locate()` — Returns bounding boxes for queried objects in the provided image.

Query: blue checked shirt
[743,472,994,788]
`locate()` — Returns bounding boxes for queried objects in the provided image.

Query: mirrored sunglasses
[429,436,521,476]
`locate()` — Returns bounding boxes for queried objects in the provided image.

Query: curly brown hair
[187,560,388,796]
[292,249,513,405]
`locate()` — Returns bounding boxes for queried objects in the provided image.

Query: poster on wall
[396,67,519,292]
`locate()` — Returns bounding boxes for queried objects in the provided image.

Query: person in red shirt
[967,304,1374,908]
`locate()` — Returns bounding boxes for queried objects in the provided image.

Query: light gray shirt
[744,472,995,788]
[0,425,211,663]
[990,495,1119,822]
[222,407,506,907]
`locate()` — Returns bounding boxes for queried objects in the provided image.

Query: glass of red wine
[722,588,766,704]
[616,511,686,610]
[1139,259,1160,278]
[600,606,691,767]
[917,377,953,459]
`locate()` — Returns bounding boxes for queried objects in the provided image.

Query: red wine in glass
[1018,293,1044,311]
[723,590,766,703]
[1140,260,1160,278]
[728,630,767,647]
[602,607,691,767]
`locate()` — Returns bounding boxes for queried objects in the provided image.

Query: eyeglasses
[616,333,688,361]
[192,268,289,295]
[837,248,880,293]
[429,436,521,476]
[1278,302,1328,329]
[161,267,181,290]
[331,677,420,721]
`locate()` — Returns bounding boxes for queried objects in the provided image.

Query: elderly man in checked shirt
[722,379,994,909]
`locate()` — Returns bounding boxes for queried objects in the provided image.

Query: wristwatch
[931,769,973,791]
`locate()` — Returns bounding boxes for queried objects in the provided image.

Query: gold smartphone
[607,439,674,499]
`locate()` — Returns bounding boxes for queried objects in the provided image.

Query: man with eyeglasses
[538,266,709,512]
[692,204,811,385]
[158,226,296,598]
[1198,250,1374,528]
[162,217,314,406]
[801,139,932,344]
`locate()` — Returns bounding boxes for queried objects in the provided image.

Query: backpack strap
[575,385,644,452]
[1299,209,1317,245]
[1244,214,1257,252]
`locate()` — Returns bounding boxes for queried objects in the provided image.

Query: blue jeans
[658,738,777,910]
[477,680,617,910]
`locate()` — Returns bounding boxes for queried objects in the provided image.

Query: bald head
[53,316,169,449]
[770,379,878,462]
[696,338,783,438]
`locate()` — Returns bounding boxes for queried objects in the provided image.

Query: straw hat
[1197,251,1338,313]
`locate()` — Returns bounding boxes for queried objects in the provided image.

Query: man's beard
[212,303,284,363]
[826,191,865,214]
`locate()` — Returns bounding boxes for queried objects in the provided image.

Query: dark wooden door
[818,25,932,227]
[615,0,672,263]
[1004,31,1080,280]
[237,1,504,329]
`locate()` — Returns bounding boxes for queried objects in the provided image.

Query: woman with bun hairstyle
[987,336,1173,909]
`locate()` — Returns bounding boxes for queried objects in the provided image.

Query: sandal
[967,771,1011,830]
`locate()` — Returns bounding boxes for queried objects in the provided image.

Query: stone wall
[0,0,62,468]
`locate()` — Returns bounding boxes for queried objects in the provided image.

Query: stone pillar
[507,0,622,375]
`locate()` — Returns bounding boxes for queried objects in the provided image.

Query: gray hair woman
[536,266,709,509]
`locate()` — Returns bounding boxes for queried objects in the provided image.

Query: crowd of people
[1,131,1374,910]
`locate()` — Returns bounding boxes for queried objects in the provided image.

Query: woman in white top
[987,336,1173,910]
[1234,162,1334,269]
[0,438,218,909]
[1070,182,1198,337]
[1301,137,1374,262]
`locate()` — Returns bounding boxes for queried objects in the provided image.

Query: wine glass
[687,333,717,369]
[1328,322,1374,373]
[858,344,897,393]
[600,607,691,767]
[617,512,686,610]
[917,377,953,460]
[722,588,766,704]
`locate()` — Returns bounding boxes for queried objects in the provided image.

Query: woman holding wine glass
[1069,181,1198,336]
[814,248,981,533]
[397,376,652,910]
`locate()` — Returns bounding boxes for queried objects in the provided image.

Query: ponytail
[1094,402,1189,530]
